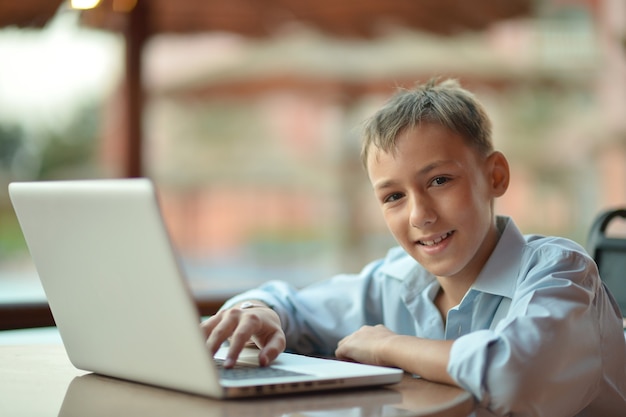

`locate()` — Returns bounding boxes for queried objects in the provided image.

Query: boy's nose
[409,197,436,228]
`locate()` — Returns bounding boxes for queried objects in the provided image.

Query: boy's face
[366,123,508,282]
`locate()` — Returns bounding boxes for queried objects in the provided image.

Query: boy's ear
[487,151,510,197]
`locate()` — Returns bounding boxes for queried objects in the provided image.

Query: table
[0,345,475,417]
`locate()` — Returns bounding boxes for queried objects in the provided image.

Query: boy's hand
[336,325,456,386]
[201,302,286,368]
[335,324,396,367]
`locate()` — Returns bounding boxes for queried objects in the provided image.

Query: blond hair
[361,78,493,168]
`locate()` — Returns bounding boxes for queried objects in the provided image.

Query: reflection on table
[1,345,475,417]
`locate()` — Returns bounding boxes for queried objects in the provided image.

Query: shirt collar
[470,216,525,299]
[379,246,420,280]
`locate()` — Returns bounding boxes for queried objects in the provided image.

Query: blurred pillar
[124,0,147,178]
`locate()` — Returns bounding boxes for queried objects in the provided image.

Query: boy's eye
[430,176,450,187]
[383,192,404,203]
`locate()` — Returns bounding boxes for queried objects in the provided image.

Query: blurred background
[0,0,625,311]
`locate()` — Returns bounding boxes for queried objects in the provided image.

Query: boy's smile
[367,123,509,288]
[419,231,453,246]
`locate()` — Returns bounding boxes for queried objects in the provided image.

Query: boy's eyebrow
[418,160,453,175]
[372,160,453,191]
[372,179,397,191]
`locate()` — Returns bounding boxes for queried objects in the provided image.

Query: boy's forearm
[381,335,457,386]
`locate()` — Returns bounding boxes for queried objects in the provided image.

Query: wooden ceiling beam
[0,0,64,29]
[77,0,532,38]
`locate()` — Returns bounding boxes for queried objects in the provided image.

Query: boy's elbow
[480,356,601,416]
[480,369,542,415]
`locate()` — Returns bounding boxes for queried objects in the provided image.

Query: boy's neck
[434,219,504,315]
[435,276,474,315]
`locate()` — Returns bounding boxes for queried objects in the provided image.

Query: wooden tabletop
[0,344,475,417]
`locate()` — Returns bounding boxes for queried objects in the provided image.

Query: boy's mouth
[418,231,454,246]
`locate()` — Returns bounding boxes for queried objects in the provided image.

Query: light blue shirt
[224,217,626,416]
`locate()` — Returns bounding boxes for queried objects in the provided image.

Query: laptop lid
[9,179,402,398]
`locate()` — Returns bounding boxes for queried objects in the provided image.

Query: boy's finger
[223,330,254,368]
[205,315,241,355]
[258,334,285,366]
[200,314,221,338]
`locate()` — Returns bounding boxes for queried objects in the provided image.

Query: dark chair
[587,208,626,321]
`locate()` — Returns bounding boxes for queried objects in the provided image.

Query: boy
[202,79,626,416]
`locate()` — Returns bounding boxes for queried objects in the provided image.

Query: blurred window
[1,3,625,309]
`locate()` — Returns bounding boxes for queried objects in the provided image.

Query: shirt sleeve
[220,255,389,356]
[447,245,605,416]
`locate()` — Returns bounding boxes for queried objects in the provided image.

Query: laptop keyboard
[215,359,307,380]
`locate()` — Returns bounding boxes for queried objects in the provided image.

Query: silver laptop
[60,373,402,416]
[8,178,402,398]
